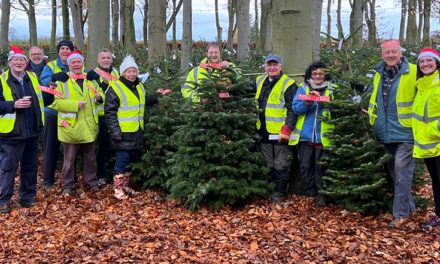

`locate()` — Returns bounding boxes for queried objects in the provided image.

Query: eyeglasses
[311,72,325,77]
[419,58,435,64]
[30,53,43,56]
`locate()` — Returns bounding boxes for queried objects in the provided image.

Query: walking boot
[122,172,138,195]
[113,173,128,200]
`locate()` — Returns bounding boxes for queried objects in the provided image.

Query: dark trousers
[425,156,440,217]
[42,112,60,186]
[114,150,140,174]
[0,138,39,205]
[62,142,98,189]
[260,143,293,193]
[96,115,111,180]
[298,142,325,197]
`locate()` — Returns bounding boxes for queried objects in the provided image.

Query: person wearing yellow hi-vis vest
[366,40,417,228]
[411,48,440,229]
[94,48,120,186]
[105,55,158,200]
[0,46,55,214]
[255,54,299,203]
[182,43,241,102]
[50,50,104,196]
[40,39,74,191]
[292,62,334,207]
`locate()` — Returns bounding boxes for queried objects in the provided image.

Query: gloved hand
[52,72,69,82]
[351,81,366,93]
[86,70,100,81]
[278,125,291,142]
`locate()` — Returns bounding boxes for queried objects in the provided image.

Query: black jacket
[105,77,157,150]
[0,70,54,140]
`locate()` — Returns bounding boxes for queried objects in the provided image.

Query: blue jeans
[384,143,416,218]
[96,116,111,180]
[114,150,139,174]
[0,138,39,205]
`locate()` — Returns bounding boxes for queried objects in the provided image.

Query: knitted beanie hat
[57,40,74,53]
[119,54,139,75]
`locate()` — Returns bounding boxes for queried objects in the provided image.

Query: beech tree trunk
[121,0,136,51]
[62,0,70,40]
[349,0,363,48]
[215,0,222,47]
[18,0,38,46]
[406,0,417,43]
[112,0,119,48]
[87,0,110,68]
[51,0,57,49]
[254,0,259,46]
[417,0,423,42]
[0,0,10,50]
[227,0,236,49]
[364,0,377,46]
[400,0,407,42]
[148,0,167,63]
[236,0,250,60]
[69,0,86,51]
[172,0,177,51]
[422,0,431,43]
[311,0,323,61]
[143,1,148,47]
[326,0,331,46]
[180,0,192,71]
[259,0,272,51]
[337,0,344,39]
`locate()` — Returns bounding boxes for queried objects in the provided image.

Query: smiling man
[255,54,298,203]
[367,39,418,228]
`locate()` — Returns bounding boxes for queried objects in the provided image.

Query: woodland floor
[0,161,439,263]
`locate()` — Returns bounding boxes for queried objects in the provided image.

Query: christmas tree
[165,67,271,209]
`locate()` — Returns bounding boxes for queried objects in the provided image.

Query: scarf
[30,61,45,78]
[307,79,328,90]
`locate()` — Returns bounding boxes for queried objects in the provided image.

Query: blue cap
[265,53,282,64]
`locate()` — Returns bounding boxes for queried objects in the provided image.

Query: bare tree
[15,0,38,46]
[215,0,222,47]
[337,0,344,39]
[254,0,259,46]
[326,0,332,46]
[406,0,417,43]
[87,0,110,68]
[236,0,250,60]
[172,0,177,50]
[312,0,323,61]
[143,0,148,47]
[423,0,431,43]
[165,0,183,31]
[0,0,10,50]
[148,0,166,63]
[400,0,407,42]
[51,0,57,49]
[62,0,70,40]
[417,0,423,42]
[112,0,119,48]
[121,0,136,51]
[227,0,237,49]
[180,0,192,71]
[259,0,272,51]
[349,0,363,48]
[69,0,86,51]
[364,0,377,46]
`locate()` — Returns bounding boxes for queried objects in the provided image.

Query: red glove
[278,125,292,142]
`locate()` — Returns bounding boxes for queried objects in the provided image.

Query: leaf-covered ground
[0,167,439,263]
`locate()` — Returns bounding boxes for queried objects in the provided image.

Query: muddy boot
[113,173,128,200]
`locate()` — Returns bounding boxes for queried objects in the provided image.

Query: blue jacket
[292,82,329,144]
[368,57,414,144]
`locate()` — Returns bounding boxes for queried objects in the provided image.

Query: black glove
[51,72,69,82]
[146,94,158,106]
[86,70,100,81]
[351,81,366,93]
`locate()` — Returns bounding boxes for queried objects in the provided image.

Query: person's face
[206,46,220,63]
[69,58,83,74]
[123,67,138,82]
[311,68,325,85]
[418,56,438,76]
[264,61,282,79]
[382,45,402,68]
[97,51,113,69]
[59,45,72,63]
[8,57,26,74]
[29,47,44,65]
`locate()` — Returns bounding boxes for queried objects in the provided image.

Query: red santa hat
[381,39,400,48]
[8,45,27,61]
[418,47,440,63]
[66,50,84,65]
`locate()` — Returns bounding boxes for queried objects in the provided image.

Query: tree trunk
[62,0,70,40]
[326,0,331,46]
[336,0,344,39]
[349,0,363,48]
[364,0,377,46]
[311,0,322,61]
[172,0,177,51]
[148,0,167,63]
[180,0,192,71]
[227,0,236,49]
[87,0,110,68]
[112,0,119,48]
[215,0,222,47]
[272,0,312,76]
[18,0,38,46]
[121,0,136,51]
[259,0,272,51]
[399,0,407,42]
[422,0,431,43]
[143,0,148,47]
[406,0,417,43]
[254,0,259,46]
[79,0,88,37]
[69,0,86,51]
[51,0,57,49]
[417,0,423,42]
[0,0,10,51]
[236,0,250,60]
[119,0,125,46]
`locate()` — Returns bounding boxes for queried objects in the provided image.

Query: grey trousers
[62,142,98,189]
[384,142,416,218]
[260,143,293,193]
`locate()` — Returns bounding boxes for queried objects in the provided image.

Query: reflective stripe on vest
[110,81,146,132]
[291,83,334,147]
[368,63,417,127]
[96,67,120,116]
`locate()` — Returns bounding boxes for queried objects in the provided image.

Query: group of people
[1,40,440,230]
[181,41,440,229]
[0,40,154,214]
